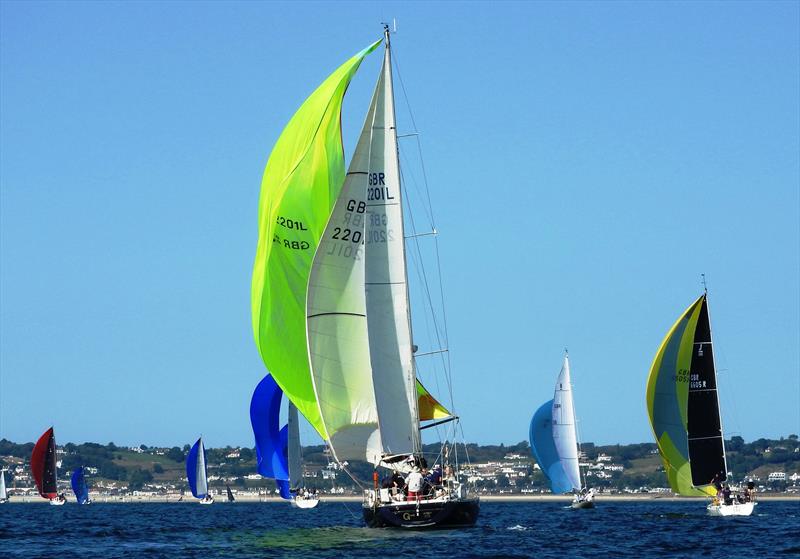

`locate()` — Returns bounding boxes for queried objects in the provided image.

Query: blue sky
[1,1,798,448]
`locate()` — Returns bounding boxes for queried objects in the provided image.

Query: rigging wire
[393,44,469,470]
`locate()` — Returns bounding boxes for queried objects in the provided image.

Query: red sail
[31,428,58,499]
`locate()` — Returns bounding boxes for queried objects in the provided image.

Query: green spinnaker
[252,39,382,438]
[646,296,715,496]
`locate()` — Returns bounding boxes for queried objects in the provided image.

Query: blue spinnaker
[186,438,208,499]
[71,467,89,504]
[530,399,573,494]
[250,374,293,499]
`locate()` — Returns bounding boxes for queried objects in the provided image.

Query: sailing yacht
[647,286,755,516]
[186,437,214,504]
[251,26,477,529]
[0,469,8,503]
[31,427,65,505]
[530,352,595,509]
[250,374,319,509]
[71,466,91,504]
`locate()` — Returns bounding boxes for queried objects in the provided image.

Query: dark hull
[571,499,595,509]
[363,498,479,529]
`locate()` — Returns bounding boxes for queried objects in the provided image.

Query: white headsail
[307,35,420,464]
[552,354,582,491]
[306,48,381,463]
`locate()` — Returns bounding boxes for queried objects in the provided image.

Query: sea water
[1,500,798,558]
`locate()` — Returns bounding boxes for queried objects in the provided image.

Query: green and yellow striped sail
[646,295,716,496]
[251,39,382,438]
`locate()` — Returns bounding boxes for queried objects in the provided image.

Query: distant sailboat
[31,427,65,505]
[647,287,755,516]
[71,466,91,504]
[0,469,8,503]
[529,352,595,508]
[226,484,235,503]
[251,26,477,529]
[186,437,213,504]
[250,374,319,508]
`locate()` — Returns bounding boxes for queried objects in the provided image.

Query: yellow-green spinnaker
[251,39,382,438]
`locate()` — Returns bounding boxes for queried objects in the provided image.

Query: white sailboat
[647,281,756,517]
[530,352,595,508]
[305,27,477,529]
[0,469,8,503]
[186,437,214,505]
[251,25,477,529]
[287,402,319,509]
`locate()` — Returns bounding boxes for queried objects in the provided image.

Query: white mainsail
[364,36,420,457]
[0,470,7,500]
[307,36,420,463]
[552,354,582,491]
[287,402,303,489]
[195,438,208,497]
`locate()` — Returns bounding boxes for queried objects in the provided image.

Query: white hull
[293,496,320,509]
[49,498,66,506]
[707,502,755,516]
[198,497,214,505]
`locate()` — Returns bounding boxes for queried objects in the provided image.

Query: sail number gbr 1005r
[332,199,366,244]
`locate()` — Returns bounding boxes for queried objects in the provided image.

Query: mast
[383,23,422,455]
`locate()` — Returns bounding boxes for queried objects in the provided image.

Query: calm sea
[1,500,798,558]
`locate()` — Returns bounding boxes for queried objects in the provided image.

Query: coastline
[5,494,797,504]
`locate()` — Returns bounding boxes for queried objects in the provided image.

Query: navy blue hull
[362,498,479,529]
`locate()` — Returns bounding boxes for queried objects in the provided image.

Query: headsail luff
[251,39,382,439]
[646,294,725,496]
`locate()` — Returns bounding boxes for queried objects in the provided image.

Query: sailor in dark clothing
[722,485,732,505]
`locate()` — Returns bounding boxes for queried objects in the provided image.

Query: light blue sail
[529,399,574,494]
[249,374,293,499]
[71,467,90,504]
[186,437,209,499]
